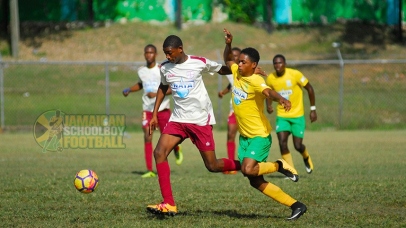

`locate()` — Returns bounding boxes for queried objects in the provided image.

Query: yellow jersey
[266,68,308,118]
[231,64,271,138]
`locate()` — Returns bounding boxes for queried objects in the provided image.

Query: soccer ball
[74,169,99,193]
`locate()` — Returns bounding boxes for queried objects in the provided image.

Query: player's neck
[146,62,156,68]
[177,54,188,64]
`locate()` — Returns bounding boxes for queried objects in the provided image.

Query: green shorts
[238,134,272,162]
[276,116,305,138]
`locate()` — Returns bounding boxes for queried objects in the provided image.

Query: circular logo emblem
[33,110,65,152]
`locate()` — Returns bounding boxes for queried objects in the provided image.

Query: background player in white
[123,44,183,178]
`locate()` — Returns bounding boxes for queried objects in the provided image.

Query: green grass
[1,130,406,227]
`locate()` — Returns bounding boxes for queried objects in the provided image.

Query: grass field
[1,130,406,227]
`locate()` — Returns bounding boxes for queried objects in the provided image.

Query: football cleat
[303,156,313,174]
[174,145,183,165]
[276,159,299,182]
[141,171,156,178]
[223,170,237,175]
[287,201,307,220]
[147,202,177,216]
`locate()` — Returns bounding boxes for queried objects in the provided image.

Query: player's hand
[122,88,131,97]
[218,91,224,98]
[223,28,233,44]
[255,67,267,77]
[279,98,291,112]
[310,110,317,123]
[149,117,158,135]
[266,105,274,114]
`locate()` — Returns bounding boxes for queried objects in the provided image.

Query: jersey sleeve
[253,75,271,94]
[205,58,222,73]
[294,69,308,87]
[160,65,169,85]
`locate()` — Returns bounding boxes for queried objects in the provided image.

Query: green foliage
[218,0,260,24]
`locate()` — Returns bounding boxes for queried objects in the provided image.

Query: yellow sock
[301,148,309,159]
[258,162,278,176]
[282,153,295,168]
[261,183,297,207]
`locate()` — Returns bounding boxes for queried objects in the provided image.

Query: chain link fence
[1,58,405,132]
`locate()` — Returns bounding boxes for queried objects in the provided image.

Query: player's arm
[218,83,232,98]
[123,82,143,97]
[223,28,235,69]
[266,98,274,114]
[263,88,291,112]
[146,87,172,98]
[149,83,169,134]
[304,82,317,122]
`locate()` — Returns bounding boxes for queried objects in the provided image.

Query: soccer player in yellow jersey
[266,54,317,174]
[223,28,307,220]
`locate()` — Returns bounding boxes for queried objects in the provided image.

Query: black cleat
[287,201,307,220]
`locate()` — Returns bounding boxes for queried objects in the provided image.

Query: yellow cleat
[276,159,299,182]
[147,202,177,216]
[141,171,156,178]
[304,156,314,174]
[174,145,183,165]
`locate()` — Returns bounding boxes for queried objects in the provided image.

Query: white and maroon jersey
[160,55,222,126]
[138,64,170,112]
[225,74,234,112]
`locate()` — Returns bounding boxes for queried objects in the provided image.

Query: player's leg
[183,123,240,172]
[141,111,156,178]
[248,175,307,220]
[157,109,183,165]
[276,117,295,168]
[226,111,237,160]
[291,116,313,174]
[147,122,185,215]
[239,135,298,182]
[224,112,238,174]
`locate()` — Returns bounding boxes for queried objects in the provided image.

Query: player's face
[273,57,286,76]
[144,47,156,64]
[232,50,241,63]
[163,46,183,64]
[238,54,257,76]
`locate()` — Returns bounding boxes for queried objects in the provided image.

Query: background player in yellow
[223,28,307,220]
[266,54,317,174]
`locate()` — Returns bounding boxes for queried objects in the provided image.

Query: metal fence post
[0,55,4,131]
[105,63,110,116]
[333,42,344,128]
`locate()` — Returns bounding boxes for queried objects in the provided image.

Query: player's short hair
[232,47,241,53]
[273,54,286,63]
[163,35,183,48]
[241,47,260,64]
[144,44,157,53]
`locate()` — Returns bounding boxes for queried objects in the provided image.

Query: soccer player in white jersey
[146,35,241,215]
[122,44,183,178]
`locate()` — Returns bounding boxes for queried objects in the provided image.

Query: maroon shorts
[228,111,237,125]
[142,109,171,133]
[162,122,215,151]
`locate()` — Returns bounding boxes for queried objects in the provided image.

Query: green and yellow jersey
[266,68,308,118]
[230,64,271,138]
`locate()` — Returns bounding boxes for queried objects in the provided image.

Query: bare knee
[241,164,257,177]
